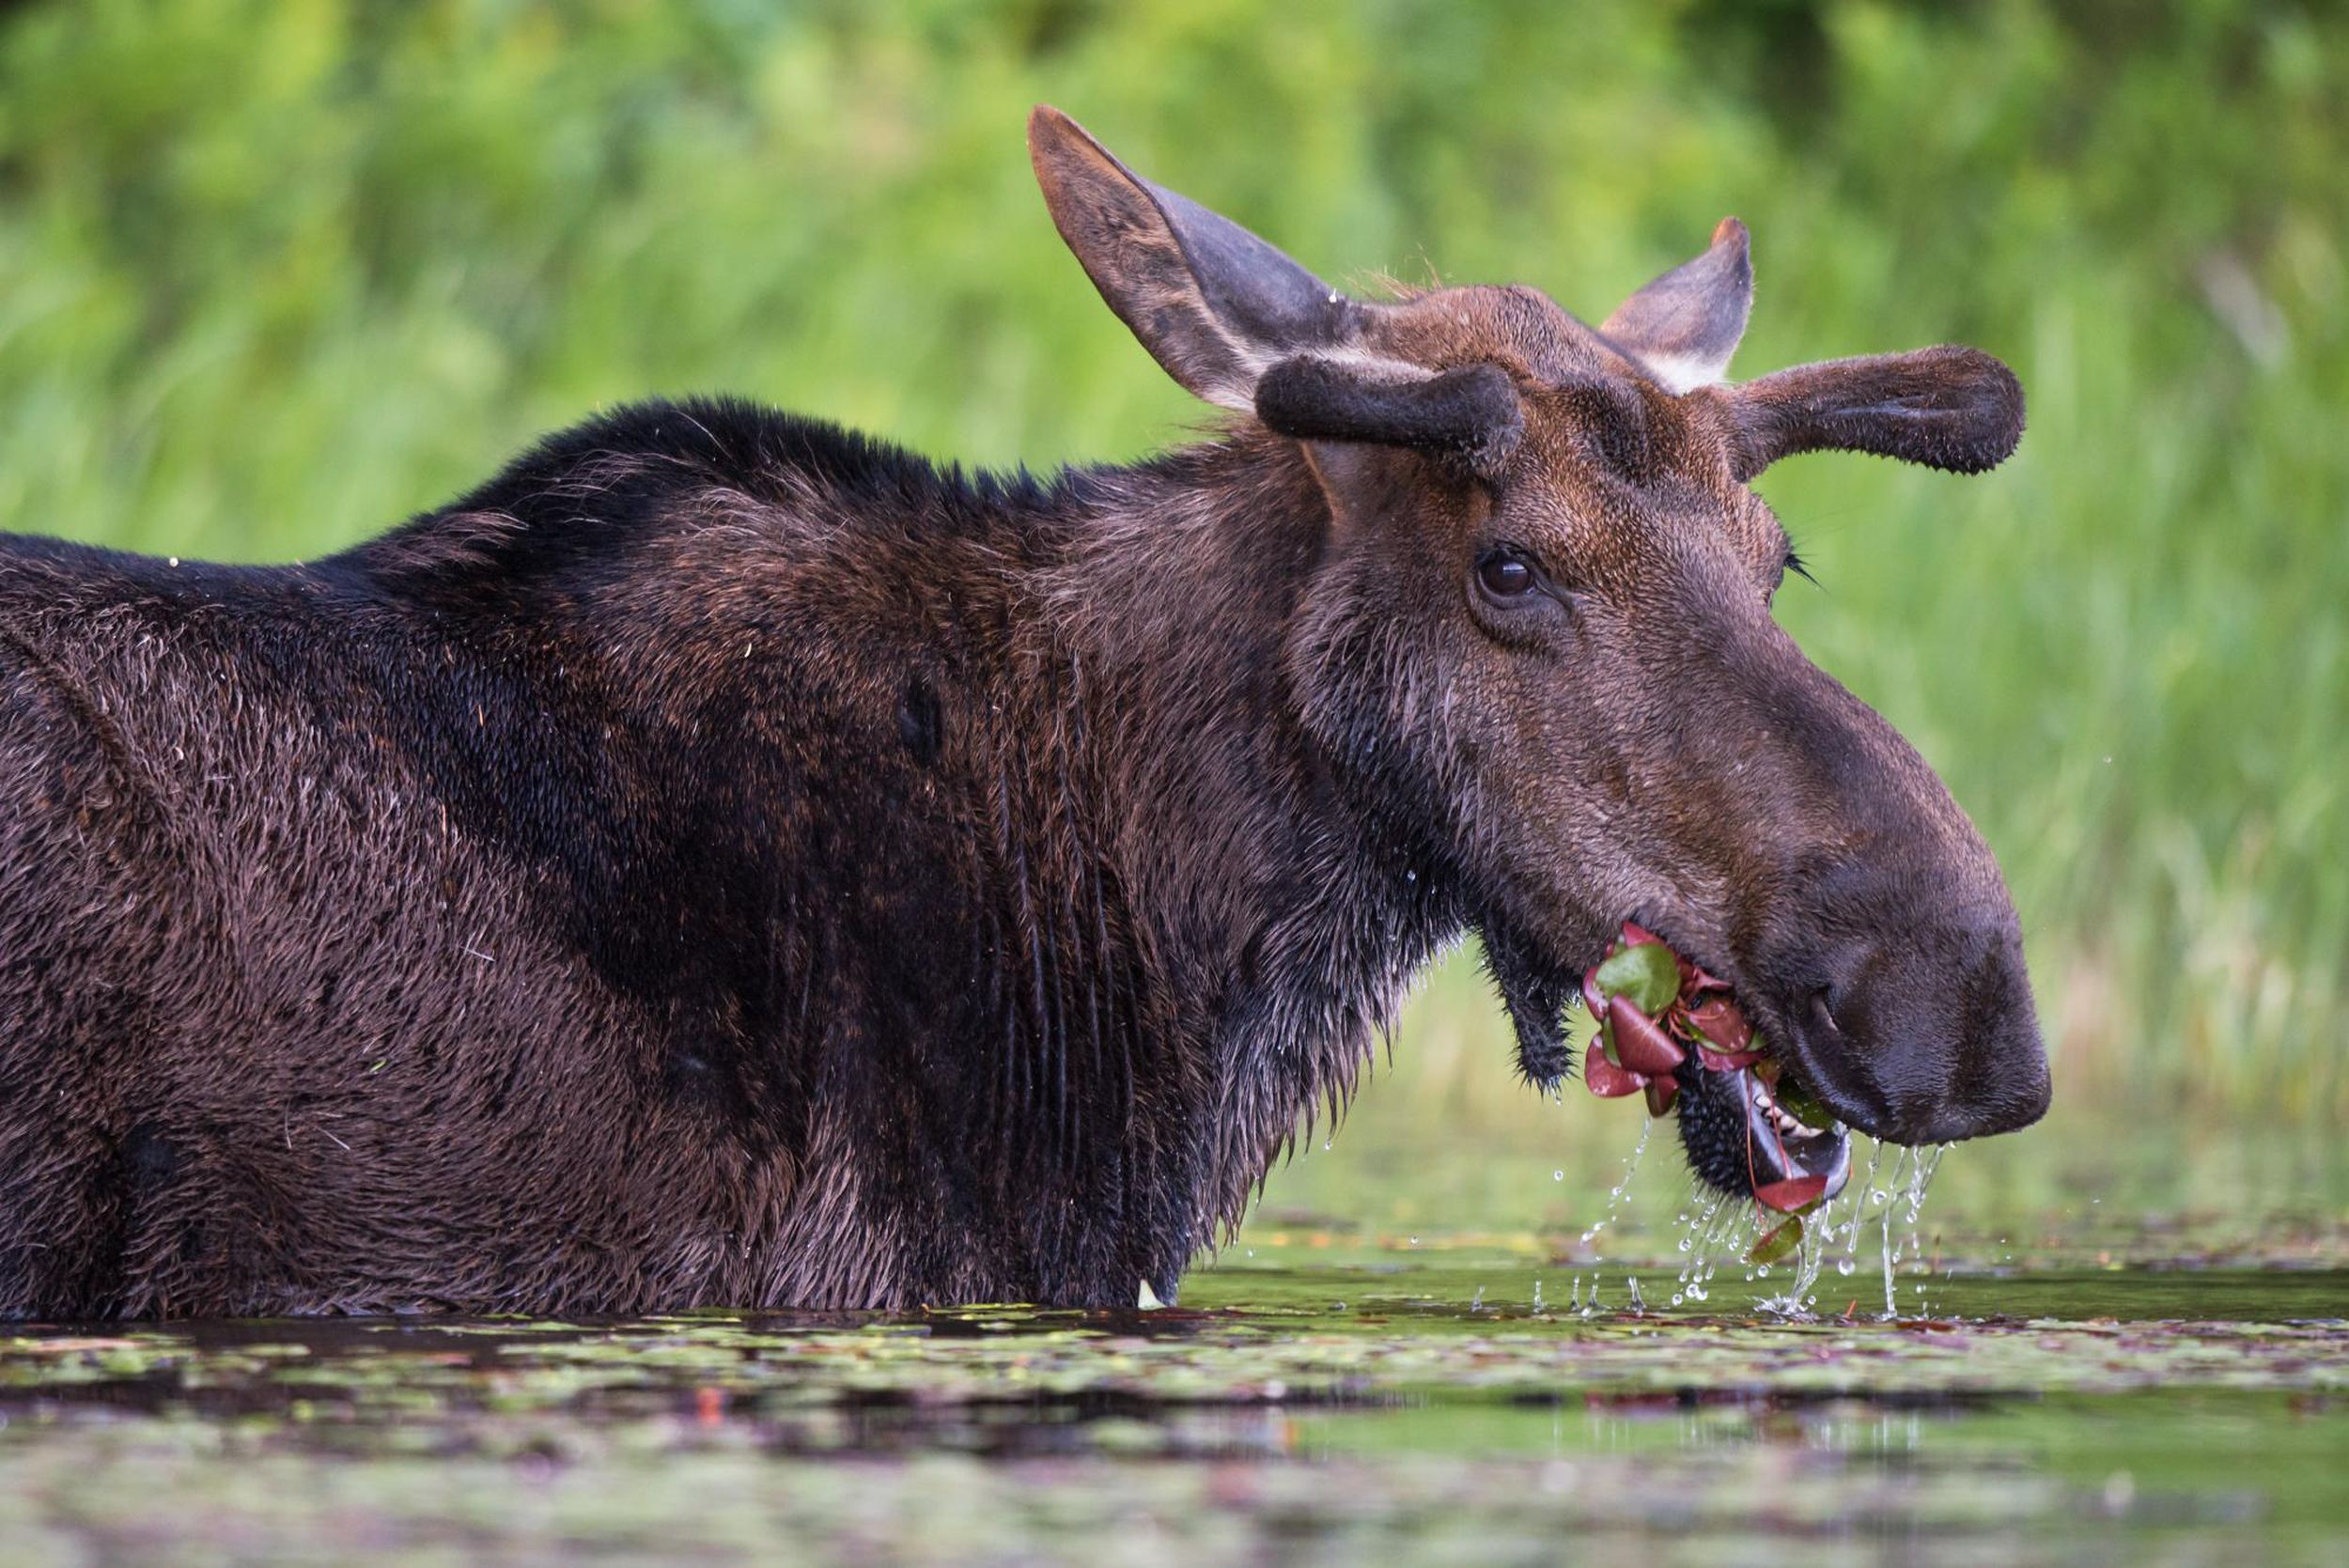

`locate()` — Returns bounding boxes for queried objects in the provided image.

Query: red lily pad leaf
[1618,921,1661,948]
[1606,995,1687,1076]
[1593,943,1680,1016]
[1747,1211,1805,1264]
[1752,1174,1831,1213]
[1686,995,1753,1054]
[1695,1045,1764,1073]
[1581,967,1607,1019]
[1643,1077,1679,1117]
[1583,1036,1646,1097]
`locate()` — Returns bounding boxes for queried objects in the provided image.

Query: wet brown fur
[0,112,2047,1317]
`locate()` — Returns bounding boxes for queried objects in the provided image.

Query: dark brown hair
[0,110,2046,1317]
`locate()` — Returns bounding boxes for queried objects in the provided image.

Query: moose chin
[0,107,2048,1319]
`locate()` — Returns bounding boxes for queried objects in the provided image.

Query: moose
[0,109,2049,1318]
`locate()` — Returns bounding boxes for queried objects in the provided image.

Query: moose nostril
[1806,986,1841,1037]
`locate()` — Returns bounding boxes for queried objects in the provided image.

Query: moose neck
[1037,435,1462,1265]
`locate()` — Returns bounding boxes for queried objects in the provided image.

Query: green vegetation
[1,1265,2344,1561]
[1,1,2341,1234]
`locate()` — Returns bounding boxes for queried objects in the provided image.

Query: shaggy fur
[0,109,2050,1318]
[0,407,1448,1315]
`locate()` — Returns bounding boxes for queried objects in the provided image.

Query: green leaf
[1775,1078,1830,1128]
[1748,1212,1805,1265]
[1593,942,1680,1016]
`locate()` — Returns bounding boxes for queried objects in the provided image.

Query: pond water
[1,1247,2341,1565]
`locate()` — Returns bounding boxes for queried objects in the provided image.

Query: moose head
[1031,106,2051,1203]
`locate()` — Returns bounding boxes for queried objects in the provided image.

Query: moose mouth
[1486,919,1853,1214]
[1585,924,1855,1213]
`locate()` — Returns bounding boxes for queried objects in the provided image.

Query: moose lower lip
[1730,1061,1853,1211]
[1667,1042,1852,1209]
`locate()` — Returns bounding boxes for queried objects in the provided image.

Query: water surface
[2,1251,2341,1564]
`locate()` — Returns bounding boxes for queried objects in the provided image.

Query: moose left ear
[1725,346,2026,479]
[1601,217,1753,394]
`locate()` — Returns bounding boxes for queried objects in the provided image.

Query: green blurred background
[1,0,2340,1247]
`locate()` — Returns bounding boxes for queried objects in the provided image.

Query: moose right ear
[1601,216,1753,394]
[1029,105,1357,410]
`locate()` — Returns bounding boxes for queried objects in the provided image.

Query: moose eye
[1476,550,1535,600]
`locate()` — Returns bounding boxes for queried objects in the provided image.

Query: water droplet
[1552,1170,1564,1182]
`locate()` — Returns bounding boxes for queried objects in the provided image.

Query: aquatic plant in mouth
[1580,924,1853,1225]
[1571,924,1968,1318]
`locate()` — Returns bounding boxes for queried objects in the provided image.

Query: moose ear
[1726,346,2026,480]
[1601,217,1753,394]
[1029,105,1356,409]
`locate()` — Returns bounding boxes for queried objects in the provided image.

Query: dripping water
[1670,1188,1735,1307]
[1658,1136,1953,1320]
[1570,1117,1654,1317]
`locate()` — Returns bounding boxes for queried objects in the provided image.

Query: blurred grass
[0,0,2341,1225]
